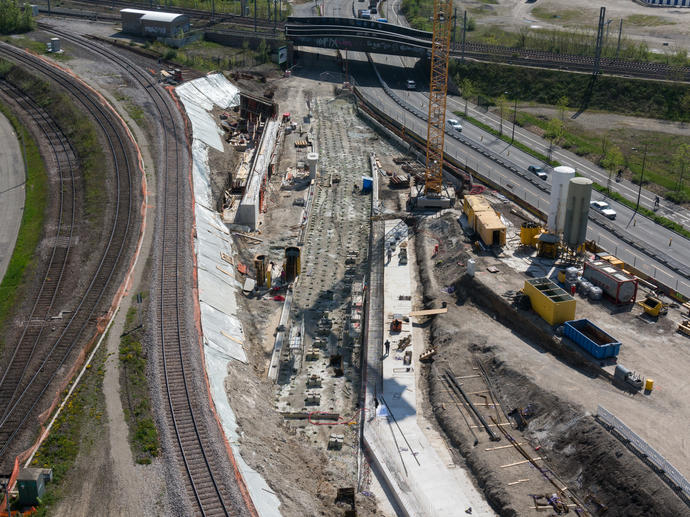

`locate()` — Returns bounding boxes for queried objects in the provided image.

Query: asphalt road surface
[0,112,25,283]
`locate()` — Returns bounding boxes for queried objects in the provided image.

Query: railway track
[40,25,247,515]
[0,79,77,429]
[44,0,284,29]
[286,19,690,82]
[453,41,690,82]
[0,42,135,462]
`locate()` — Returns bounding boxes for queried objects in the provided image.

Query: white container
[548,166,576,234]
[563,177,593,249]
[306,152,319,179]
[467,259,476,277]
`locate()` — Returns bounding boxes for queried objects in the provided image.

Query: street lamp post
[634,143,648,213]
[511,95,517,144]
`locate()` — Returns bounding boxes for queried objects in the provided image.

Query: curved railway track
[0,79,77,427]
[40,24,247,516]
[0,42,135,461]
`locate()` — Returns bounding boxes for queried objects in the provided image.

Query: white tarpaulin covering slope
[177,74,282,517]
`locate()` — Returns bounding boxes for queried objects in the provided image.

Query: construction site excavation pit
[225,78,403,515]
[275,97,372,457]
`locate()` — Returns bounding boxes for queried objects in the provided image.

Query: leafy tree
[496,94,508,135]
[459,77,475,117]
[0,0,33,34]
[257,39,269,64]
[601,144,623,190]
[673,143,690,192]
[680,91,690,121]
[466,17,476,32]
[544,118,564,161]
[557,95,568,122]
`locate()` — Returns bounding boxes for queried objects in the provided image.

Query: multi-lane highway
[291,0,690,298]
[352,56,690,296]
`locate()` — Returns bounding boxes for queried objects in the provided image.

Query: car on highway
[590,200,617,220]
[527,165,547,180]
[406,79,416,90]
[447,119,463,132]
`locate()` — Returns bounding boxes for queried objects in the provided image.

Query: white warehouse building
[120,9,190,37]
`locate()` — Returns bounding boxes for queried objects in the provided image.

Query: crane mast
[424,0,453,196]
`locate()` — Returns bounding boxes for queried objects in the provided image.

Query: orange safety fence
[0,508,37,517]
[167,86,259,517]
[7,48,149,503]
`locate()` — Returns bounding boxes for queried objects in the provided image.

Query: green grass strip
[0,102,47,351]
[120,302,159,464]
[456,110,690,239]
[456,110,560,166]
[28,345,107,515]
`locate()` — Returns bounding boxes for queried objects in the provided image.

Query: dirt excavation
[218,63,383,516]
[413,211,689,516]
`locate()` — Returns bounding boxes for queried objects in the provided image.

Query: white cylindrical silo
[306,152,319,179]
[563,177,592,250]
[547,166,576,234]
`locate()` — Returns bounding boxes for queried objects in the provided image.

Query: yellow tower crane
[424,0,453,197]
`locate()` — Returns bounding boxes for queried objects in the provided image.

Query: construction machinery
[416,0,453,208]
[638,295,668,317]
[160,68,183,85]
[613,364,644,391]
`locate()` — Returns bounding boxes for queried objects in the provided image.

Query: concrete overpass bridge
[285,16,432,58]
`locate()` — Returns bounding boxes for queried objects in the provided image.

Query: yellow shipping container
[463,194,493,228]
[476,210,506,247]
[523,277,576,326]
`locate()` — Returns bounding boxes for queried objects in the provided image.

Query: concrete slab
[0,111,25,283]
[364,219,495,516]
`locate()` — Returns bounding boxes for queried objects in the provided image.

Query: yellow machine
[536,233,560,259]
[679,320,690,337]
[423,0,453,196]
[638,296,668,317]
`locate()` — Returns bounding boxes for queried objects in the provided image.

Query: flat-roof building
[120,9,190,37]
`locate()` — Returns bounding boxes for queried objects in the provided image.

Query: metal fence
[597,405,690,500]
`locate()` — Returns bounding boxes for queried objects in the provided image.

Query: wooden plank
[281,411,339,420]
[485,443,525,451]
[471,422,511,429]
[532,504,578,511]
[216,265,234,278]
[221,330,244,344]
[507,479,529,486]
[500,458,542,468]
[409,308,448,317]
[233,232,263,243]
